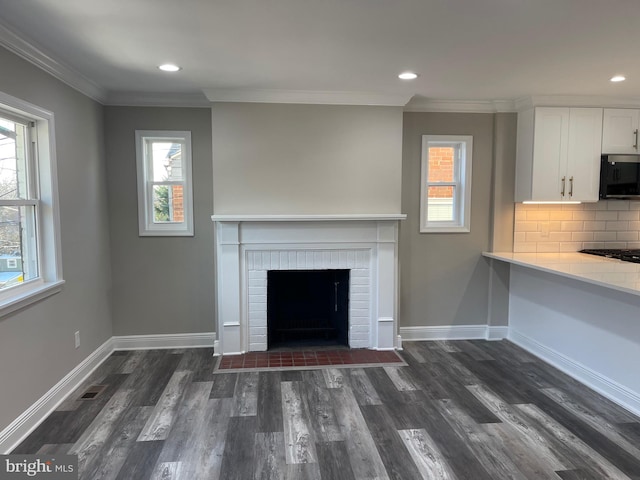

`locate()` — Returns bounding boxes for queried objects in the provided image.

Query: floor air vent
[79,385,107,400]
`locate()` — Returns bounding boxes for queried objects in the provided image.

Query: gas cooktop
[579,249,640,263]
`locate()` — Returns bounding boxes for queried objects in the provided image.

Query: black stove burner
[579,249,640,263]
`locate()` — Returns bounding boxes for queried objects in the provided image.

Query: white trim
[112,332,216,350]
[509,330,640,417]
[0,337,114,454]
[203,88,413,106]
[211,214,407,222]
[135,130,194,236]
[486,326,509,341]
[404,98,517,113]
[0,20,107,104]
[214,219,401,354]
[399,325,508,341]
[0,280,64,318]
[0,92,64,316]
[106,91,211,107]
[0,332,217,454]
[515,95,640,112]
[420,135,473,233]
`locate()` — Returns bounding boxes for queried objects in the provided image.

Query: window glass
[136,131,193,236]
[0,91,63,315]
[420,135,473,233]
[0,115,38,290]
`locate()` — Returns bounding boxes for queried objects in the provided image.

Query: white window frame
[420,135,473,233]
[0,92,64,317]
[135,130,194,236]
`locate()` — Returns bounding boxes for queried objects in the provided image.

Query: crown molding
[0,20,107,104]
[105,91,211,107]
[404,98,516,113]
[515,95,640,111]
[203,88,413,106]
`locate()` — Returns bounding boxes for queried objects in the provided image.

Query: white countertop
[483,251,640,297]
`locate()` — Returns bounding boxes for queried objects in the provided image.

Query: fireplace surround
[211,214,405,355]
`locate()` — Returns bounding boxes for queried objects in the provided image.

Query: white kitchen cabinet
[516,107,603,202]
[602,108,640,154]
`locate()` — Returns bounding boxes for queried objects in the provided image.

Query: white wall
[509,265,640,415]
[212,103,403,215]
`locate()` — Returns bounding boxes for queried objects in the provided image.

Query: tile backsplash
[514,201,640,253]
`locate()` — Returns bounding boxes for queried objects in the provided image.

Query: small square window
[420,135,473,233]
[135,131,194,236]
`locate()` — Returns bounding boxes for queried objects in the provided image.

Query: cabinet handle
[569,176,574,197]
[634,129,639,150]
[561,176,566,196]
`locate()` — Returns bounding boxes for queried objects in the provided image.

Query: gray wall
[212,103,403,214]
[0,47,112,432]
[487,113,517,327]
[400,112,516,328]
[104,107,215,335]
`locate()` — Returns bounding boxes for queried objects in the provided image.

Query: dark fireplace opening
[267,269,349,349]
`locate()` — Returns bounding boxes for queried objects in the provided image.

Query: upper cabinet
[602,109,640,154]
[515,107,603,203]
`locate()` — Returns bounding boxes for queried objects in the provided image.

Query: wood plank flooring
[12,341,640,479]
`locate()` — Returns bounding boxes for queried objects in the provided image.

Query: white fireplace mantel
[211,214,407,222]
[212,214,406,355]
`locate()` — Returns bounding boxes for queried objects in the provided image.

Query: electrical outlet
[75,331,80,349]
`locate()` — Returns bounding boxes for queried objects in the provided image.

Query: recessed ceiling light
[610,75,626,82]
[398,71,419,80]
[158,64,181,72]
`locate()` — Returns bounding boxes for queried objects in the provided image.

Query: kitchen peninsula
[485,251,640,416]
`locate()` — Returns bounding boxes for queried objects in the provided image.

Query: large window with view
[420,135,473,233]
[0,92,63,314]
[0,114,37,289]
[135,130,193,236]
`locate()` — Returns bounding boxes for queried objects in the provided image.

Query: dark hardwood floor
[12,340,640,479]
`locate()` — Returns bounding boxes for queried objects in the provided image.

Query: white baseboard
[399,325,508,341]
[0,337,114,454]
[486,326,509,340]
[1,331,217,454]
[509,330,640,417]
[112,332,216,350]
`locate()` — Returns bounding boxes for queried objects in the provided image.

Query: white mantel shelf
[211,214,407,222]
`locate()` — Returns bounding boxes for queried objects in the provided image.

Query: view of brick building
[427,146,455,221]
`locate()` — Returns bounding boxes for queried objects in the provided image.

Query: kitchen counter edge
[483,251,640,297]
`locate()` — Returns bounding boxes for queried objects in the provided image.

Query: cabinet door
[602,109,639,154]
[567,108,603,202]
[531,108,569,201]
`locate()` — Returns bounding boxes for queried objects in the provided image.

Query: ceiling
[1,0,639,109]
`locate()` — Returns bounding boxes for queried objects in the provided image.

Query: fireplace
[268,269,349,348]
[211,214,405,355]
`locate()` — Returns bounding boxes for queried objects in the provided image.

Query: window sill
[0,280,65,319]
[420,227,471,233]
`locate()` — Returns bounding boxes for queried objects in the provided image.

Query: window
[420,135,473,232]
[0,92,63,315]
[135,131,193,236]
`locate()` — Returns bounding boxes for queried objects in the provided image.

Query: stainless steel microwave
[600,155,640,199]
